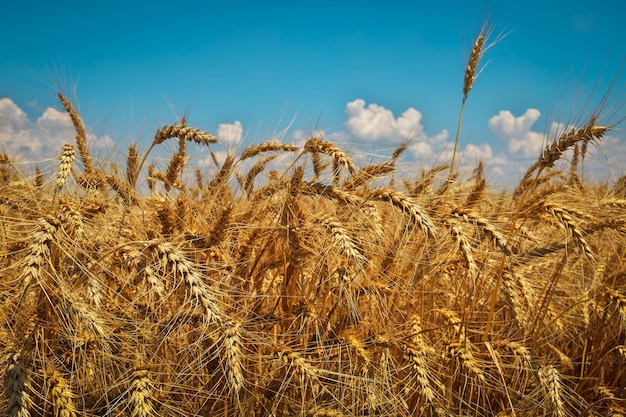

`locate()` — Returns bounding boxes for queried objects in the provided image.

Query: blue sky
[1,0,625,186]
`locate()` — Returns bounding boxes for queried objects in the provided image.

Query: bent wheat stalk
[135,121,217,188]
[516,116,610,196]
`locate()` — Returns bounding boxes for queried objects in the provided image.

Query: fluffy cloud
[36,107,72,132]
[0,98,113,167]
[346,99,432,144]
[342,99,450,162]
[463,143,494,161]
[216,121,243,147]
[0,98,28,125]
[488,108,547,158]
[0,99,72,162]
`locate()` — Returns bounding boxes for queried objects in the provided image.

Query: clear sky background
[1,0,624,186]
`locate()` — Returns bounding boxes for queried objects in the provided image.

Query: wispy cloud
[572,13,597,33]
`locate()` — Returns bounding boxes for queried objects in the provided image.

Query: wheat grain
[127,145,139,186]
[153,241,225,322]
[367,187,436,238]
[165,138,188,188]
[447,220,479,279]
[106,174,137,205]
[465,161,487,208]
[451,208,510,255]
[154,121,217,146]
[402,315,438,402]
[34,167,43,188]
[540,200,595,261]
[5,351,32,417]
[59,202,84,238]
[343,162,395,190]
[127,369,156,417]
[538,365,566,417]
[240,140,298,160]
[304,137,356,175]
[208,155,235,190]
[519,117,610,194]
[463,32,486,100]
[221,319,245,396]
[607,289,626,330]
[56,144,76,190]
[46,369,78,417]
[316,215,368,271]
[445,341,486,383]
[411,164,448,196]
[19,216,59,303]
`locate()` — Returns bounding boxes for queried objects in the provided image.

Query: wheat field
[1,34,625,417]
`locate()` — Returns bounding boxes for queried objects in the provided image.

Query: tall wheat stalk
[449,26,487,180]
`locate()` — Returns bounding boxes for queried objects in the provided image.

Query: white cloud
[463,143,493,161]
[36,107,72,133]
[345,99,428,143]
[0,98,28,125]
[408,141,434,158]
[216,121,243,147]
[488,108,548,158]
[0,97,112,167]
[489,108,541,138]
[342,98,449,162]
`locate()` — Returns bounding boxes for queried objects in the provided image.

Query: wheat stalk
[450,26,489,178]
[58,93,94,175]
[244,154,278,196]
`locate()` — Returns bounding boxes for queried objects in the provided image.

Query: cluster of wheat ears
[1,28,626,417]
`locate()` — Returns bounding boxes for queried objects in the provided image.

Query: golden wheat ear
[134,120,217,188]
[58,92,94,175]
[516,115,611,197]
